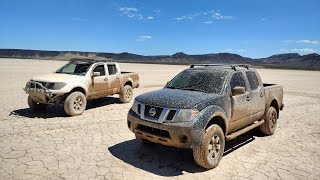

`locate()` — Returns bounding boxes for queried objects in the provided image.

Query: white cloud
[296,40,320,44]
[71,17,88,21]
[119,7,138,12]
[174,10,236,22]
[212,12,235,20]
[203,21,212,24]
[237,49,247,52]
[136,35,152,42]
[119,7,158,20]
[280,48,317,53]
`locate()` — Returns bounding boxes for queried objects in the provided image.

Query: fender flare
[195,105,229,135]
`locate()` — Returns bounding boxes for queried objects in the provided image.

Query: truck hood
[135,88,220,109]
[31,73,85,83]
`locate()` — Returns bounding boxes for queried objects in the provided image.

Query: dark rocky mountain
[0,49,319,70]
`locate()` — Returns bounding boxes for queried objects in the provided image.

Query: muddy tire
[260,106,277,135]
[64,91,87,116]
[193,124,225,169]
[135,134,153,145]
[28,96,47,111]
[119,85,133,103]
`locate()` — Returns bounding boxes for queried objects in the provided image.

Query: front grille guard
[23,81,62,103]
[24,81,52,93]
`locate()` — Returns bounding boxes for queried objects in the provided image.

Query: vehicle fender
[60,82,88,96]
[194,105,229,135]
[122,77,134,87]
[264,92,279,114]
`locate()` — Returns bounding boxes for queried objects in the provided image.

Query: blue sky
[0,0,319,58]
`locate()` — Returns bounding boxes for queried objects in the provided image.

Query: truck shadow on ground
[108,129,262,177]
[9,97,120,119]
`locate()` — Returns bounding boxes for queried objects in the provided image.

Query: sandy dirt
[0,58,320,180]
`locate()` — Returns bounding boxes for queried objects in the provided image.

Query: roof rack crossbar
[190,64,251,70]
[190,64,226,68]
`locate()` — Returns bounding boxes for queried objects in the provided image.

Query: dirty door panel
[229,72,252,132]
[90,65,109,98]
[245,71,265,122]
[107,64,121,94]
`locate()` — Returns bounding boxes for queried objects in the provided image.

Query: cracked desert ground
[0,58,320,180]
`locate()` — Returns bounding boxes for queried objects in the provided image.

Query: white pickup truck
[24,59,139,116]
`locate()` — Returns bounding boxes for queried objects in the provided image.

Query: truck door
[245,71,265,123]
[229,72,252,132]
[107,64,121,94]
[90,64,109,97]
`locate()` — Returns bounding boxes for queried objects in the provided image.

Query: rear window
[107,65,117,75]
[246,71,260,90]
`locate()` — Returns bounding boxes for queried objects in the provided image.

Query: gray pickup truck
[127,64,283,169]
[24,59,139,116]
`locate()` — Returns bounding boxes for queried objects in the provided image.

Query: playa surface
[0,58,320,179]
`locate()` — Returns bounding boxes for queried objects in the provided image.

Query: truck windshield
[56,62,92,76]
[166,69,228,94]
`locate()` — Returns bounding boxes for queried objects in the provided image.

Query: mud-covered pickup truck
[24,59,139,116]
[127,64,283,169]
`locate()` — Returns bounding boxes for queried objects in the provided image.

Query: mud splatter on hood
[31,73,86,83]
[135,88,220,109]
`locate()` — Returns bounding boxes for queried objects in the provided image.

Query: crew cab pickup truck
[24,59,139,116]
[127,64,283,169]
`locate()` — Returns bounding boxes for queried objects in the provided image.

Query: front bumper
[24,81,63,104]
[127,109,203,149]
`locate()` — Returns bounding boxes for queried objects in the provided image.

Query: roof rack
[190,64,226,68]
[190,64,251,70]
[70,58,107,63]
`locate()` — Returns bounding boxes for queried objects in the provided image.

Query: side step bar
[226,120,265,141]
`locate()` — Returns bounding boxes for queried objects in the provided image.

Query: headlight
[52,82,67,90]
[174,109,199,122]
[131,100,140,115]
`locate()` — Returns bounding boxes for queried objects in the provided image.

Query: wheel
[135,134,153,145]
[28,96,48,111]
[193,124,225,169]
[119,85,133,103]
[64,91,87,116]
[259,106,277,135]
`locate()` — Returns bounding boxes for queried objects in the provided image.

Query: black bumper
[127,109,203,149]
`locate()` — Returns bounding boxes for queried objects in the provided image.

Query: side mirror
[232,86,246,96]
[92,72,100,77]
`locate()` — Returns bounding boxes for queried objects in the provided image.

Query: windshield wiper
[166,86,180,89]
[180,87,205,92]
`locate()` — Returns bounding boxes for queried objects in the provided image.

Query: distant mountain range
[0,49,319,70]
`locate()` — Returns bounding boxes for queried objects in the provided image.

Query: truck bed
[263,83,284,112]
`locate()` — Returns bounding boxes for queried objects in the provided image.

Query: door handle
[246,96,250,101]
[104,78,108,81]
[260,92,263,97]
[116,77,119,80]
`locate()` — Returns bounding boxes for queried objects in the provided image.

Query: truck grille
[144,105,163,119]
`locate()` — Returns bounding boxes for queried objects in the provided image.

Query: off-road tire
[119,85,133,103]
[135,134,153,145]
[193,124,225,169]
[260,106,277,135]
[64,91,87,116]
[28,96,48,111]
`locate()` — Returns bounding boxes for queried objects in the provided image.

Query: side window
[107,65,117,75]
[246,71,260,90]
[93,65,105,76]
[230,72,246,90]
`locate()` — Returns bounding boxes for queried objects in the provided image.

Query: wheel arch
[200,106,229,136]
[270,99,279,118]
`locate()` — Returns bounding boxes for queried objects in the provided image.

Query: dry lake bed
[0,58,320,180]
